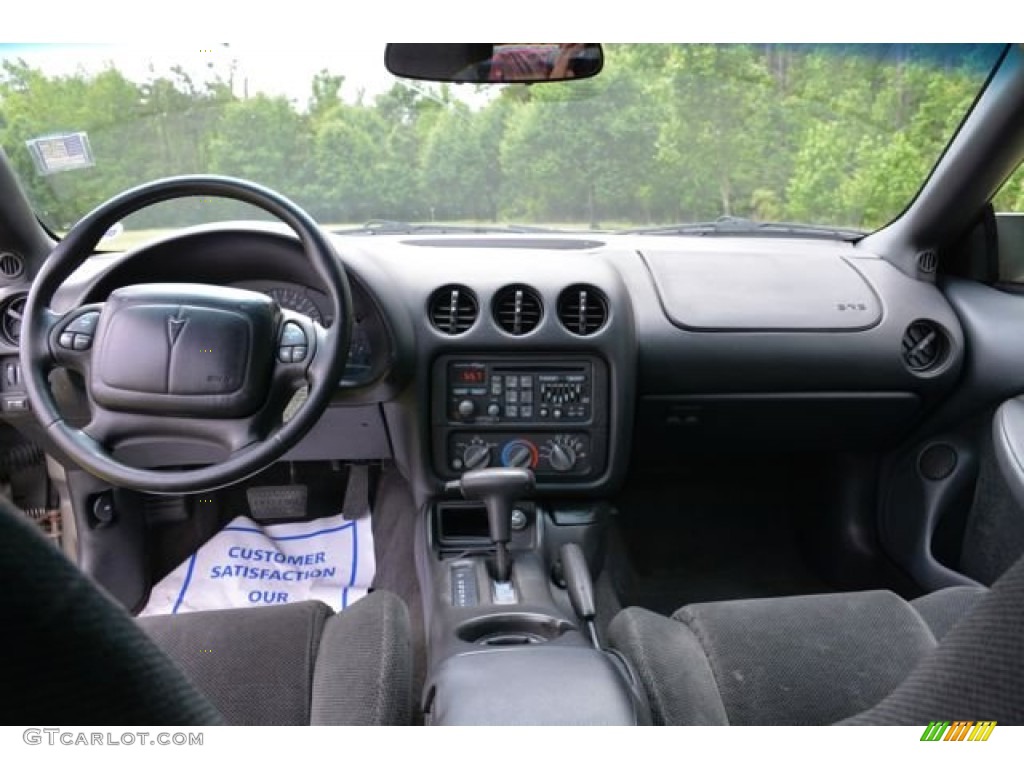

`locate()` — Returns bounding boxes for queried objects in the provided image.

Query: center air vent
[493,285,542,336]
[902,320,947,373]
[429,285,478,335]
[558,284,608,336]
[1,293,27,345]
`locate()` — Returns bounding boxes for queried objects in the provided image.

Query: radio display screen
[453,365,487,385]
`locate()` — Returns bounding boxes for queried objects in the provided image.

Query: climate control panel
[448,433,593,477]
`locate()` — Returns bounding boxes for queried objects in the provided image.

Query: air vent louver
[557,284,608,336]
[493,285,542,336]
[1,294,26,345]
[917,250,938,274]
[0,252,24,280]
[902,320,947,373]
[429,285,478,335]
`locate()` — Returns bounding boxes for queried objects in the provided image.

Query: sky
[0,0,1008,47]
[0,0,1007,105]
[0,43,415,107]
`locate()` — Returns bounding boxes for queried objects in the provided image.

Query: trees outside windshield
[0,44,1007,239]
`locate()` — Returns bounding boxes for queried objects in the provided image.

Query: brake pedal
[247,485,308,520]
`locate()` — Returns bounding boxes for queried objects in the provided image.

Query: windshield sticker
[26,132,94,175]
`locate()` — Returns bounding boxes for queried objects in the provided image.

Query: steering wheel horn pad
[88,285,276,417]
[21,175,353,494]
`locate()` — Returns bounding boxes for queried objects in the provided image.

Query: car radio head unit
[447,361,593,424]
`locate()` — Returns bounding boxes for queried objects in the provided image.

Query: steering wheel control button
[59,311,101,351]
[67,312,100,334]
[280,322,307,346]
[277,322,309,364]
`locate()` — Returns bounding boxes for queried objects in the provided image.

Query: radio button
[487,403,501,417]
[457,400,476,418]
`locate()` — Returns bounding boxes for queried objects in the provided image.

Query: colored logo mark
[920,721,997,742]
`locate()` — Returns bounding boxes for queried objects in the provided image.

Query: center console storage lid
[424,646,647,725]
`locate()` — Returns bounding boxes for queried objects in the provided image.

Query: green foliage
[0,44,1012,233]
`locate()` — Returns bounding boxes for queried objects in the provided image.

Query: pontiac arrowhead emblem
[167,311,188,346]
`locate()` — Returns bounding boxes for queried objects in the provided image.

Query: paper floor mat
[140,512,374,616]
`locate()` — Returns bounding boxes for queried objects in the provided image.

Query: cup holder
[456,613,574,646]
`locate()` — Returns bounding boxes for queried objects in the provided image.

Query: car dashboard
[3,223,966,500]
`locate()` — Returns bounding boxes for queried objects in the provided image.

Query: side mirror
[385,43,603,84]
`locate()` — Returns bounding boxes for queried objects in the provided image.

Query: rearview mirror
[385,43,604,84]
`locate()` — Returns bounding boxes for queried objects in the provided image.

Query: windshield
[0,43,1005,246]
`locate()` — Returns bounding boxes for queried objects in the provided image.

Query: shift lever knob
[446,467,535,581]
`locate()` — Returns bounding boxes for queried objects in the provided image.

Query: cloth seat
[0,495,412,725]
[607,577,1015,725]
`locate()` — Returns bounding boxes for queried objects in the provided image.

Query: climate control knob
[462,442,491,470]
[501,439,538,469]
[546,442,577,472]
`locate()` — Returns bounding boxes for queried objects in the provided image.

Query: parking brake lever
[560,542,600,649]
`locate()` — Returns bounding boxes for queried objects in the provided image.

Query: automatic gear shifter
[445,467,535,582]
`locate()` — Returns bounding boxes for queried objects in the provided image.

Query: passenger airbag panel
[641,249,881,331]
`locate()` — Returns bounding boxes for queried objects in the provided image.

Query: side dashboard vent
[917,250,938,274]
[0,252,24,280]
[429,285,478,335]
[1,293,27,345]
[902,320,947,373]
[493,285,542,336]
[557,284,608,336]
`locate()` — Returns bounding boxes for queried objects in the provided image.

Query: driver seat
[0,495,413,725]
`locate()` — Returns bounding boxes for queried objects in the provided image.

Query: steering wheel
[20,176,352,494]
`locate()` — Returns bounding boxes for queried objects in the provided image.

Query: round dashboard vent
[902,320,947,373]
[0,252,24,280]
[493,285,543,336]
[429,285,478,335]
[557,284,608,336]
[1,293,27,345]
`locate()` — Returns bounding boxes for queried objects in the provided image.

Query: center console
[418,472,648,725]
[419,352,644,724]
